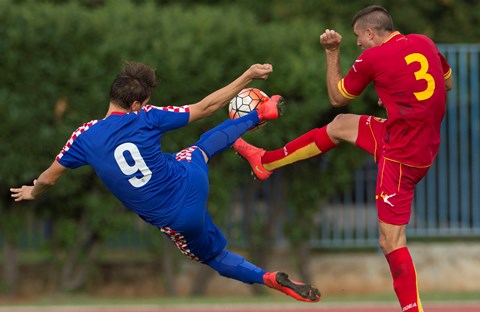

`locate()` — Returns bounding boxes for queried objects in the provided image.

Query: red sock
[262,127,336,171]
[385,247,424,312]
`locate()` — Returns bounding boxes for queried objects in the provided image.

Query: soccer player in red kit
[234,5,453,311]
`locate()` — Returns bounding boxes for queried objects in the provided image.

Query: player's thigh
[161,210,226,262]
[355,115,386,161]
[376,157,429,225]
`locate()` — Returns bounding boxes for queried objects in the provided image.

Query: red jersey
[339,32,452,167]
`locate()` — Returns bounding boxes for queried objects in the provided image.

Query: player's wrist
[325,47,340,54]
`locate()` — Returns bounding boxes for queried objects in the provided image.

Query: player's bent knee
[328,114,359,142]
[206,250,244,277]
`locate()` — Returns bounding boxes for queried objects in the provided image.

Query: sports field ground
[1,294,480,312]
[2,302,480,312]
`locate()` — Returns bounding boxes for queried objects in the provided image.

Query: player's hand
[320,29,342,51]
[10,180,37,202]
[248,63,273,80]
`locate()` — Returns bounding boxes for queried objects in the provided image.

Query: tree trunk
[189,263,214,296]
[160,238,177,296]
[244,180,272,296]
[59,214,102,292]
[2,239,18,295]
[296,241,312,284]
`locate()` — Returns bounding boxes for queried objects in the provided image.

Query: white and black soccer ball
[228,88,269,129]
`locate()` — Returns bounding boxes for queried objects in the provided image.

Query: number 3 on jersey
[114,142,152,187]
[405,53,435,101]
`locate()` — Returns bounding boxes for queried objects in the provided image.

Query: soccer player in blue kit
[10,61,320,302]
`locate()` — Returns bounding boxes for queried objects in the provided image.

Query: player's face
[353,23,375,50]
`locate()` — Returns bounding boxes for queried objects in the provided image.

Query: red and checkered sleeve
[56,120,97,164]
[141,105,190,131]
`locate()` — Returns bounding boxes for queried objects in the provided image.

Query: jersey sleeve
[142,105,190,131]
[339,51,375,100]
[56,121,96,169]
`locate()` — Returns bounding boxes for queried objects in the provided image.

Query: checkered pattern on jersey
[56,120,99,160]
[143,105,189,113]
[161,226,200,261]
[175,146,198,162]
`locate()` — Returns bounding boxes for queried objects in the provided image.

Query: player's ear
[130,100,141,111]
[366,28,374,40]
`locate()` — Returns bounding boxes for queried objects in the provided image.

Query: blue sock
[194,111,260,160]
[205,249,266,284]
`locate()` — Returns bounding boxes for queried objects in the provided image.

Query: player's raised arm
[10,160,68,202]
[187,63,272,123]
[320,29,350,107]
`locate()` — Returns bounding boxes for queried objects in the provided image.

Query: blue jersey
[56,105,191,226]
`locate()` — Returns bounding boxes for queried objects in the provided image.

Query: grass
[1,292,479,307]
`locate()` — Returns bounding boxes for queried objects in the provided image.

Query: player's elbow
[37,163,66,187]
[37,176,58,188]
[329,94,349,108]
[445,76,453,92]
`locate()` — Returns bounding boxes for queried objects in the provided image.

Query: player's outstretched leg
[263,271,321,302]
[205,250,320,303]
[233,138,272,180]
[194,95,285,160]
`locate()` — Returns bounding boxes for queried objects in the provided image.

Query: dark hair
[109,61,157,109]
[351,5,393,33]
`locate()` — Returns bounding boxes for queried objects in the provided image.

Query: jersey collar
[382,31,402,44]
[110,111,127,116]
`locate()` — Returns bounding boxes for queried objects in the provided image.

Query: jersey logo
[352,59,363,72]
[379,192,396,207]
[255,165,269,175]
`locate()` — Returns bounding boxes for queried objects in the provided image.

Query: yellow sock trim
[414,265,424,312]
[264,143,321,171]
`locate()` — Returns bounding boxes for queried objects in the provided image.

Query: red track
[1,302,480,312]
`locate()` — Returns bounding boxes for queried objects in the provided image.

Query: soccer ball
[228,88,269,129]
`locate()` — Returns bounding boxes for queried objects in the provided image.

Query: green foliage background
[0,0,477,289]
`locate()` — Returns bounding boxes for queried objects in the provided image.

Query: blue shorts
[160,146,227,263]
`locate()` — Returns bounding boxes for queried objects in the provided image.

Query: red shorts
[356,115,430,225]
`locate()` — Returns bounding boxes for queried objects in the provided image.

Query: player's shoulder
[69,119,100,139]
[406,33,436,45]
[75,119,99,132]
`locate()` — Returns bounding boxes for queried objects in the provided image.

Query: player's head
[110,61,157,111]
[351,5,393,50]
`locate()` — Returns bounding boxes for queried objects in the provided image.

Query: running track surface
[1,303,480,312]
